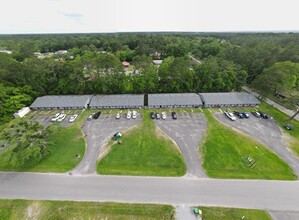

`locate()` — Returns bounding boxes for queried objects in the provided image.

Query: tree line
[0,33,299,124]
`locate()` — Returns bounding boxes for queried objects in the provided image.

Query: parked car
[88,113,95,120]
[51,113,61,122]
[259,111,269,119]
[224,111,236,121]
[150,112,155,119]
[69,114,78,123]
[126,111,131,119]
[171,112,177,120]
[115,112,121,119]
[132,110,137,119]
[161,112,166,120]
[93,111,101,119]
[241,112,250,118]
[234,111,244,119]
[57,113,66,122]
[285,124,293,130]
[155,112,161,119]
[251,111,261,118]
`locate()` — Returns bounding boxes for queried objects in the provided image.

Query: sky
[0,0,298,34]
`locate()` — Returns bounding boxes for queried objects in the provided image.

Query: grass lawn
[201,110,296,180]
[0,199,174,220]
[0,110,91,172]
[198,207,271,220]
[257,101,299,157]
[97,111,186,176]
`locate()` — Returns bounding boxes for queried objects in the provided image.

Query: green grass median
[97,112,186,176]
[197,207,271,220]
[0,199,174,220]
[202,110,296,180]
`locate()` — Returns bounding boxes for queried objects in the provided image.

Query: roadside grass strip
[0,199,175,220]
[97,111,186,176]
[201,110,296,180]
[197,207,271,220]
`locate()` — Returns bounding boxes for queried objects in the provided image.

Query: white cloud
[0,0,298,33]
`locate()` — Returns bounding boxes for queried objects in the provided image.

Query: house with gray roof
[30,95,93,110]
[199,92,260,108]
[148,93,202,108]
[89,94,144,109]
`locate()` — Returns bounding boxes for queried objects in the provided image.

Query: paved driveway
[71,114,141,175]
[155,113,207,178]
[215,113,299,178]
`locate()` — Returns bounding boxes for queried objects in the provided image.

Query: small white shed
[13,107,31,118]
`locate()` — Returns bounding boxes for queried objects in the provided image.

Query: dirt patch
[25,202,41,220]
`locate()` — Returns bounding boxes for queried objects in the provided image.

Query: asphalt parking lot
[29,110,82,127]
[215,112,299,177]
[71,113,142,175]
[154,112,207,178]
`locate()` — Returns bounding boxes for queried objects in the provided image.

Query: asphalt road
[0,172,299,212]
[215,113,299,178]
[154,113,207,178]
[71,114,141,175]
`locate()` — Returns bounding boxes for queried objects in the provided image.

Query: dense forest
[0,33,299,124]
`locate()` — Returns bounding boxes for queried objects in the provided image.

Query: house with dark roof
[148,93,202,108]
[30,95,93,110]
[199,92,260,108]
[89,94,144,109]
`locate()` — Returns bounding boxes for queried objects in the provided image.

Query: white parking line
[199,108,203,112]
[219,109,223,113]
[191,109,193,112]
[228,108,232,112]
[208,108,211,112]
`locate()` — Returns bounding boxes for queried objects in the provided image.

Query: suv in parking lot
[171,112,177,120]
[69,114,78,123]
[234,111,245,119]
[224,111,236,121]
[150,112,155,119]
[259,111,269,119]
[93,111,101,119]
[241,112,250,118]
[51,113,61,122]
[57,113,66,122]
[132,110,137,119]
[155,112,161,119]
[115,112,121,119]
[251,111,261,118]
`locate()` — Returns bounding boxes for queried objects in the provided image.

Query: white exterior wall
[13,107,31,118]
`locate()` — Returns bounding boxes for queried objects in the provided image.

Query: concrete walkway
[176,205,200,220]
[243,86,299,121]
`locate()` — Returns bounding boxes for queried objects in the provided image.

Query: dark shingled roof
[30,95,93,108]
[148,93,202,106]
[199,92,260,106]
[89,94,144,107]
